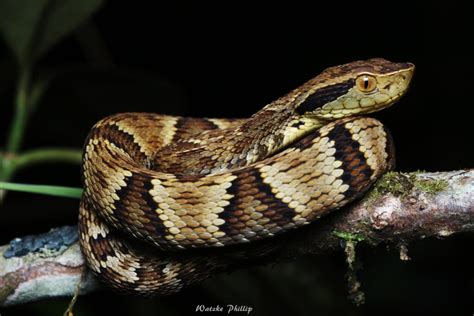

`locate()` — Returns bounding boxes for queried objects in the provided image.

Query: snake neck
[150,89,328,175]
[150,102,324,175]
[233,103,324,162]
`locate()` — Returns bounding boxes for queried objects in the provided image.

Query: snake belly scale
[79,58,414,295]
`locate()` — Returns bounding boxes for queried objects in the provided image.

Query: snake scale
[79,58,414,295]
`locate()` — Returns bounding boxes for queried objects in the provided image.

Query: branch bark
[1,170,473,307]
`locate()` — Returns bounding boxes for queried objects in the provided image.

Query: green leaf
[0,181,82,198]
[0,0,104,66]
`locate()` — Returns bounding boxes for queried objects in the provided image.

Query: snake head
[295,58,415,120]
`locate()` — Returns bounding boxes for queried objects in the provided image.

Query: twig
[0,148,82,205]
[6,67,30,154]
[0,182,82,199]
[0,170,473,307]
[10,148,82,172]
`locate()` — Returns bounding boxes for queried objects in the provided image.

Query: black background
[1,1,473,315]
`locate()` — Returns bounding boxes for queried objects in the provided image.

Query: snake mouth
[393,67,415,101]
[400,65,415,84]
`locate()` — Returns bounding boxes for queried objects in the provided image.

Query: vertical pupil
[363,77,369,89]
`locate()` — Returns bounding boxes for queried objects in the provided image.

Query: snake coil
[79,58,414,295]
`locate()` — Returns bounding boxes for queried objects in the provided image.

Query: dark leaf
[0,0,104,66]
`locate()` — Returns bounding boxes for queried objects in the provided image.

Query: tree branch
[1,170,473,307]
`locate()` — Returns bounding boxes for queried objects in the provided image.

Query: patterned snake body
[79,58,414,295]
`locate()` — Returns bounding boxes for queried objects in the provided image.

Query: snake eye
[356,75,377,93]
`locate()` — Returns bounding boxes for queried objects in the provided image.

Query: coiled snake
[79,58,414,295]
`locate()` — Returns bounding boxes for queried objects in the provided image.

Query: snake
[78,58,414,295]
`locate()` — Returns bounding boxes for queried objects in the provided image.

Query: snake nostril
[383,83,392,90]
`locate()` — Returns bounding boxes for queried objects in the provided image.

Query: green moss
[411,169,428,174]
[365,171,449,202]
[333,230,365,243]
[334,232,366,305]
[410,174,449,195]
[365,171,410,201]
